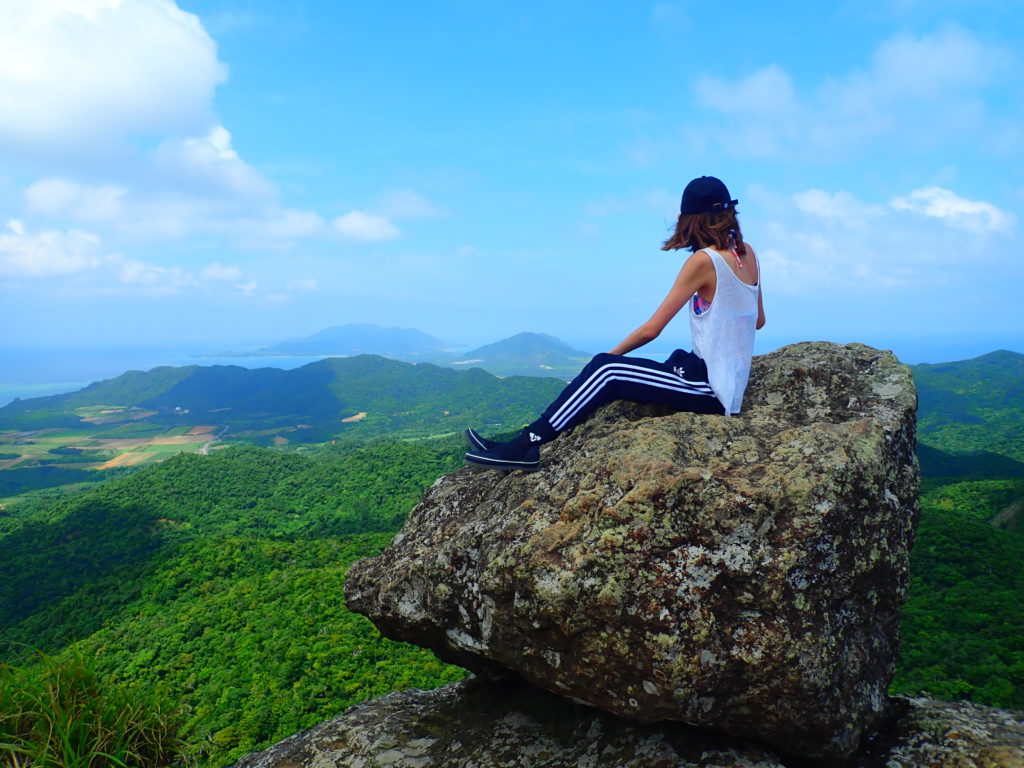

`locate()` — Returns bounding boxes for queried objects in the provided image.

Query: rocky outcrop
[345,343,920,759]
[230,677,1024,768]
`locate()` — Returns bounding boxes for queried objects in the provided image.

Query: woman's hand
[608,252,715,355]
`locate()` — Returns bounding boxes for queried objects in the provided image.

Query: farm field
[0,356,568,501]
[0,426,218,468]
[0,408,225,500]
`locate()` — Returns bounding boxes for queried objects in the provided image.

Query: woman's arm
[609,252,714,355]
[748,244,766,330]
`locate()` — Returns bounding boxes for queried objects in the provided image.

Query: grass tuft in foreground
[0,649,189,768]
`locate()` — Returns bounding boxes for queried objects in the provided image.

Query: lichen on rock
[345,342,921,758]
[229,677,1024,768]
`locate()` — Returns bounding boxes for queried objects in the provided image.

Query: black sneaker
[464,444,541,472]
[464,428,499,451]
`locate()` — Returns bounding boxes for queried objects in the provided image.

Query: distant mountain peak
[498,331,574,348]
[456,333,591,378]
[215,324,593,379]
[253,323,453,358]
[974,349,1024,362]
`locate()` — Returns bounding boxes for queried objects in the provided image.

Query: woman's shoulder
[683,248,718,274]
[743,242,761,286]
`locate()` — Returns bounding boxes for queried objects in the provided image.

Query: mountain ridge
[451,331,591,378]
[0,354,565,441]
[249,323,453,359]
[222,323,592,379]
[2,341,1023,766]
[910,348,1024,463]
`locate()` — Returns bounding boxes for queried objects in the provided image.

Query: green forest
[0,354,566,439]
[1,350,1023,767]
[1,438,475,766]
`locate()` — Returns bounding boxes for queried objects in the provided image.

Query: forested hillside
[0,356,564,498]
[913,349,1024,462]
[892,478,1024,705]
[0,437,478,766]
[1,349,1022,767]
[886,351,1024,707]
[0,354,565,438]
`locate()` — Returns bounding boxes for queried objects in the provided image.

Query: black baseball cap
[680,176,738,215]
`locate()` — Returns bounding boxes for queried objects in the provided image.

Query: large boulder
[230,678,1024,768]
[345,342,920,758]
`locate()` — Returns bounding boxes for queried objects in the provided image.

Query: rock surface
[230,677,1024,768]
[345,342,920,758]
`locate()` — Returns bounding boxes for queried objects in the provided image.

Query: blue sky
[1,0,1022,366]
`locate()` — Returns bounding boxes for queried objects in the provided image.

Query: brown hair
[661,209,747,255]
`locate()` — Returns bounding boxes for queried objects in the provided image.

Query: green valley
[913,349,1024,462]
[886,350,1024,709]
[0,437,475,767]
[1,346,1022,767]
[0,355,564,499]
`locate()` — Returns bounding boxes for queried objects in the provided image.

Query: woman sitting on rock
[465,175,766,472]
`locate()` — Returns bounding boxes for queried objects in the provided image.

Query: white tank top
[689,247,760,415]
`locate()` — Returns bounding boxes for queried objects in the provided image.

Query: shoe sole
[464,453,540,472]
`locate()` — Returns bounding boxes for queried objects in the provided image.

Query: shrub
[0,649,189,768]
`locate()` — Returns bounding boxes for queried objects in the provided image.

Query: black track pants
[537,349,724,435]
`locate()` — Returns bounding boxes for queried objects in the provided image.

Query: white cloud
[859,25,1004,99]
[201,262,243,281]
[25,178,127,221]
[696,64,799,117]
[332,211,401,241]
[890,187,1015,234]
[116,256,194,291]
[750,182,1018,300]
[4,3,330,248]
[22,170,328,246]
[0,0,226,152]
[152,125,274,200]
[377,189,443,219]
[0,219,200,294]
[0,219,103,277]
[286,277,318,291]
[252,209,326,239]
[695,27,1014,158]
[792,190,885,228]
[757,243,827,293]
[694,65,801,157]
[2,0,422,286]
